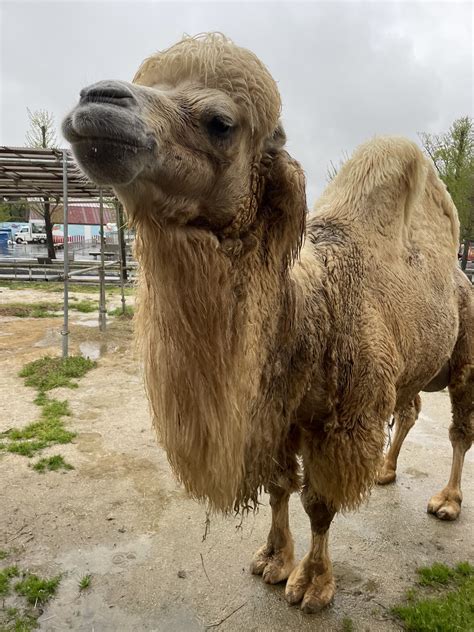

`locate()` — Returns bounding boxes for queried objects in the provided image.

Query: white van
[14,222,47,244]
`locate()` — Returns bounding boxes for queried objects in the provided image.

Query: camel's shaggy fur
[63,33,473,612]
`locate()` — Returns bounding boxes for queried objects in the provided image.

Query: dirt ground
[0,287,472,632]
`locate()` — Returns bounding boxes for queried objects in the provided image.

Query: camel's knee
[449,422,473,452]
[301,486,335,535]
[396,394,421,429]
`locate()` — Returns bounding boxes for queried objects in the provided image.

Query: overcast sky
[0,0,472,205]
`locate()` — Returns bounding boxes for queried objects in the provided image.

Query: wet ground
[0,287,472,631]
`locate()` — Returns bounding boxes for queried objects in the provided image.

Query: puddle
[38,537,152,631]
[71,318,98,328]
[57,534,153,576]
[79,340,108,360]
[35,327,62,348]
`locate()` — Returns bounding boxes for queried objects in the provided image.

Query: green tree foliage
[419,117,474,258]
[0,200,29,223]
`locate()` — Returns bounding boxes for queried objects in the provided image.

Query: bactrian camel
[63,34,473,613]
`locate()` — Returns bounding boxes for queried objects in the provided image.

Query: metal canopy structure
[0,145,124,358]
[0,146,113,200]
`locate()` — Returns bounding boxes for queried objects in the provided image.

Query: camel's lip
[70,135,151,151]
[62,105,153,151]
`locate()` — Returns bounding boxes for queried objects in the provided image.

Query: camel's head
[63,33,303,238]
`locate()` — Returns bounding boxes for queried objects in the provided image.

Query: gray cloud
[1,1,472,206]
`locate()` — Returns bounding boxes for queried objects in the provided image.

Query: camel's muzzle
[62,80,155,186]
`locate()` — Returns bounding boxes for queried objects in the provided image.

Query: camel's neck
[135,222,298,512]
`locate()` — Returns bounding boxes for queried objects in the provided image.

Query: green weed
[0,566,61,631]
[341,617,354,632]
[0,567,20,597]
[0,280,134,295]
[0,610,37,632]
[0,355,94,458]
[108,305,134,319]
[0,399,74,457]
[14,573,61,606]
[70,300,97,313]
[32,455,74,473]
[392,562,474,631]
[0,551,8,561]
[0,302,62,318]
[417,562,456,586]
[78,574,91,592]
[19,356,96,392]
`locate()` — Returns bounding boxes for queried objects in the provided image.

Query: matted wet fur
[134,147,306,512]
[63,33,473,612]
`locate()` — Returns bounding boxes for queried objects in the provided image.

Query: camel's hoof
[301,579,336,613]
[285,562,335,612]
[250,544,295,584]
[427,491,462,521]
[377,468,396,485]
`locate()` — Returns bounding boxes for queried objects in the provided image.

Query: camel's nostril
[80,80,135,107]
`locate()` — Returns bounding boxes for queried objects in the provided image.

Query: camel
[63,34,473,613]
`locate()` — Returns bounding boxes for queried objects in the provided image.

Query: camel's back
[306,136,461,392]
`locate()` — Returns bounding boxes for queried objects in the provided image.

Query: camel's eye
[206,115,234,139]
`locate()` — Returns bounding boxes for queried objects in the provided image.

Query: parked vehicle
[14,220,47,244]
[458,241,474,262]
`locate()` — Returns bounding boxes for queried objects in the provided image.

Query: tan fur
[65,32,473,611]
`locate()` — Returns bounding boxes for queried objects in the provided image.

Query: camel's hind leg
[377,395,421,485]
[428,364,473,520]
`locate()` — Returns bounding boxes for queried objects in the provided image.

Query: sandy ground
[0,289,472,632]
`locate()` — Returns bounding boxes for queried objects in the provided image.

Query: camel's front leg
[285,485,335,613]
[251,483,296,583]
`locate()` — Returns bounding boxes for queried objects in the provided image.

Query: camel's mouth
[62,80,155,186]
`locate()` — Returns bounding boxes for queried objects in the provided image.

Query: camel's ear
[260,127,307,262]
[264,121,287,153]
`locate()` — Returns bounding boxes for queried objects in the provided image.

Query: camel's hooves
[285,563,335,612]
[250,545,295,584]
[427,492,462,521]
[377,469,396,485]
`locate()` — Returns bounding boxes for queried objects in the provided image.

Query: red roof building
[30,203,115,225]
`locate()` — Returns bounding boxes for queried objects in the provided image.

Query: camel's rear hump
[316,136,459,259]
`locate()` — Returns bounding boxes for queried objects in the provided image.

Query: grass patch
[70,300,97,313]
[0,302,62,318]
[0,567,19,598]
[0,399,74,457]
[78,574,91,592]
[14,573,61,606]
[0,355,95,458]
[341,617,354,632]
[0,567,61,631]
[19,356,96,392]
[392,562,474,631]
[108,305,134,319]
[0,609,37,632]
[0,551,8,561]
[0,280,135,295]
[32,455,74,473]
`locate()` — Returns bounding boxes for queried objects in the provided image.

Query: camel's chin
[71,138,146,186]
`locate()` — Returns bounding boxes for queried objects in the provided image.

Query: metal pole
[62,150,69,358]
[115,202,127,315]
[117,202,128,282]
[98,189,107,332]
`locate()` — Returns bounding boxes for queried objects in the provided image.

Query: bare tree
[326,151,350,183]
[25,108,60,259]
